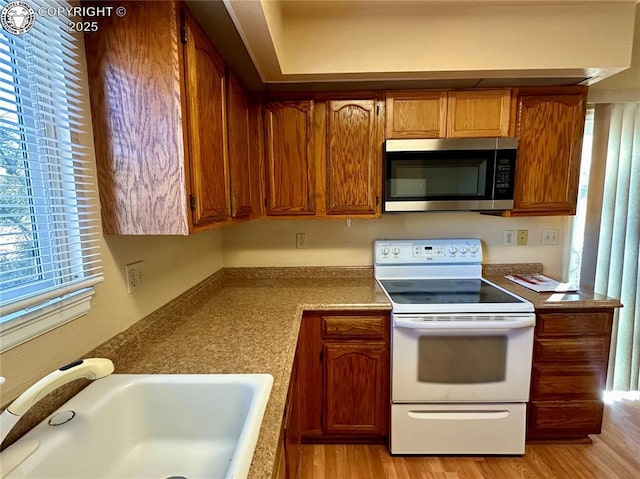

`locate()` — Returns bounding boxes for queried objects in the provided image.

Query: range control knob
[392,247,401,256]
[459,246,467,254]
[449,246,458,254]
[470,246,479,254]
[381,247,390,256]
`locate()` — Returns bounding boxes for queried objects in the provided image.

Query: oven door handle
[394,317,535,330]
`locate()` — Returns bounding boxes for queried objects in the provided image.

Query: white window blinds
[0,0,103,351]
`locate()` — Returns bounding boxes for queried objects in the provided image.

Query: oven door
[391,313,534,403]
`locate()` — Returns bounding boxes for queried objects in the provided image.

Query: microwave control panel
[494,156,515,197]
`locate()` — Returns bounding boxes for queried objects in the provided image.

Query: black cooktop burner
[379,278,524,305]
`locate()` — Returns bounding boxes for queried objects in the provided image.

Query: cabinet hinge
[189,194,196,210]
[180,26,187,44]
[319,349,324,362]
[376,105,380,116]
[321,412,325,428]
[375,195,379,206]
[264,197,268,208]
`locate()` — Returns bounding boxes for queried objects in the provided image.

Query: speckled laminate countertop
[487,275,623,309]
[103,272,390,479]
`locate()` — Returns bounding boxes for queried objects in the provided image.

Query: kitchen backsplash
[222,213,569,279]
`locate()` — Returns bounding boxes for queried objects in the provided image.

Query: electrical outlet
[125,261,145,293]
[503,230,515,246]
[296,233,307,249]
[516,229,528,246]
[542,229,559,245]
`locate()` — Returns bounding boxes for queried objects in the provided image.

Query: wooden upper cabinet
[511,88,587,215]
[325,99,382,216]
[386,90,447,138]
[85,1,231,234]
[447,89,511,137]
[183,10,230,226]
[85,1,190,234]
[264,101,316,215]
[226,73,252,218]
[385,89,511,139]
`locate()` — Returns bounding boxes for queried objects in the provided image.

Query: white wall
[589,3,640,102]
[0,232,224,404]
[222,214,569,278]
[230,0,637,82]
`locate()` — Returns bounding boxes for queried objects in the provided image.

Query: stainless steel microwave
[383,138,518,212]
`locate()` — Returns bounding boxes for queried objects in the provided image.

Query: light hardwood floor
[299,400,640,478]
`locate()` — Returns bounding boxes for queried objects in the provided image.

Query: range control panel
[374,239,482,264]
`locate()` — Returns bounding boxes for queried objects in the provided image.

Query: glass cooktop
[379,278,524,305]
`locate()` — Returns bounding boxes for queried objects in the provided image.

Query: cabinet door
[85,1,190,234]
[512,90,586,215]
[447,90,511,138]
[183,11,230,226]
[298,314,323,437]
[325,99,382,216]
[264,101,315,215]
[226,73,252,218]
[323,342,388,435]
[385,90,447,138]
[285,358,301,479]
[528,400,604,438]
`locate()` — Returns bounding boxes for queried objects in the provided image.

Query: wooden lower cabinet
[275,351,301,479]
[324,342,388,435]
[298,311,389,441]
[527,308,614,441]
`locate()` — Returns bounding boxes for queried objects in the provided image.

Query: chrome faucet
[0,358,114,445]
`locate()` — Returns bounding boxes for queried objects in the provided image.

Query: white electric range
[374,238,535,455]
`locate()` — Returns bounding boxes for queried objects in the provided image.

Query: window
[0,1,102,352]
[568,107,594,286]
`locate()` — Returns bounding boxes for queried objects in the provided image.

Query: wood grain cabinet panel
[85,1,189,234]
[298,311,389,441]
[321,315,386,340]
[226,72,252,218]
[534,338,609,363]
[298,313,324,438]
[385,89,511,139]
[447,90,511,137]
[511,88,587,216]
[264,101,315,215]
[325,99,381,216]
[537,311,613,336]
[323,342,388,435]
[84,1,232,234]
[528,401,604,437]
[527,308,613,442]
[531,365,606,399]
[385,90,447,138]
[183,11,230,226]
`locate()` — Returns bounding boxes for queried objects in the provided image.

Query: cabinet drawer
[534,338,609,363]
[536,311,613,337]
[531,365,605,400]
[321,315,387,340]
[528,400,604,437]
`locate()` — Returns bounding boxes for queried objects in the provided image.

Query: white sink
[2,374,273,479]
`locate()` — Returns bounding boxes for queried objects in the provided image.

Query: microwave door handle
[393,317,535,330]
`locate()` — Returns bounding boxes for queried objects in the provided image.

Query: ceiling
[188,0,639,92]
